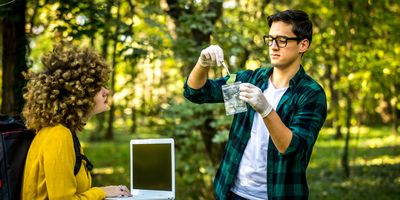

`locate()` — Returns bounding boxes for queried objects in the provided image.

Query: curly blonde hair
[22,44,111,132]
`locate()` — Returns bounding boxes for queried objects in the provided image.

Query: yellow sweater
[22,124,106,200]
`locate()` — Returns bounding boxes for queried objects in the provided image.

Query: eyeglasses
[263,35,303,48]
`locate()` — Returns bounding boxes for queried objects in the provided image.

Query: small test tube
[221,60,231,75]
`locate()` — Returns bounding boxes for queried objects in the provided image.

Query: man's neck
[270,64,300,89]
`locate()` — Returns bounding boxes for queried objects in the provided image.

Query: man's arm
[187,45,225,89]
[239,83,327,154]
[263,110,293,153]
[239,82,291,153]
[187,61,209,89]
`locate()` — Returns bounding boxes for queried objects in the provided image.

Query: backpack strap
[72,132,93,175]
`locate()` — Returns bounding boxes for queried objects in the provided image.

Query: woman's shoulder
[38,124,73,141]
[30,124,75,156]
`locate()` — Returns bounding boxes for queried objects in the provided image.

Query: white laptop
[106,138,175,200]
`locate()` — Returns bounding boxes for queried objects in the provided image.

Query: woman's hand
[100,185,132,198]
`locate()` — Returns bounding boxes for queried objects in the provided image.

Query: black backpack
[0,115,93,200]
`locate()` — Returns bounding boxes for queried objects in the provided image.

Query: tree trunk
[165,0,224,164]
[237,48,250,69]
[341,85,352,178]
[331,57,342,139]
[0,21,2,75]
[165,0,223,76]
[1,0,27,115]
[89,0,113,141]
[131,106,137,134]
[392,103,398,135]
[390,85,398,134]
[199,111,225,165]
[105,0,121,140]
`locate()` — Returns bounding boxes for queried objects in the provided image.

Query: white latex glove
[198,45,224,68]
[239,83,273,118]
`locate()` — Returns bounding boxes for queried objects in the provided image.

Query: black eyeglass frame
[263,35,304,48]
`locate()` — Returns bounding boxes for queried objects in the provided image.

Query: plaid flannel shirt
[183,66,327,200]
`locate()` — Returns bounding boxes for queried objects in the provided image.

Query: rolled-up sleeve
[183,70,254,104]
[281,88,327,157]
[183,77,227,104]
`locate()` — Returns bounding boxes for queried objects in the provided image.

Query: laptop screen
[131,143,172,191]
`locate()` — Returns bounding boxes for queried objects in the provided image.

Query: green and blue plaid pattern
[184,66,327,200]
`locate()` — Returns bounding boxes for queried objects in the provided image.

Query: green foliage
[160,99,228,134]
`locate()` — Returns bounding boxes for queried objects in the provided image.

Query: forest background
[1,0,399,199]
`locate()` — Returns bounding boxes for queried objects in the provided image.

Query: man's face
[268,21,307,69]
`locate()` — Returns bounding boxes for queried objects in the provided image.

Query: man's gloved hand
[198,45,224,68]
[239,83,273,118]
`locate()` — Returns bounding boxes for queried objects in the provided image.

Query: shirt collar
[289,65,306,88]
[262,65,306,88]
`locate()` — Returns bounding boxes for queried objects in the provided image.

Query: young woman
[21,45,132,199]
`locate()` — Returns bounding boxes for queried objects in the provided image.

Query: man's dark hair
[268,9,313,46]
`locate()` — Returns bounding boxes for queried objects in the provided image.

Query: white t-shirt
[231,79,288,200]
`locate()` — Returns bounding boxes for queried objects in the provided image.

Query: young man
[184,9,327,200]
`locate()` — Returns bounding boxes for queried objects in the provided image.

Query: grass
[80,126,400,199]
[308,126,400,200]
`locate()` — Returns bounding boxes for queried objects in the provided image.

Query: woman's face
[90,86,110,116]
